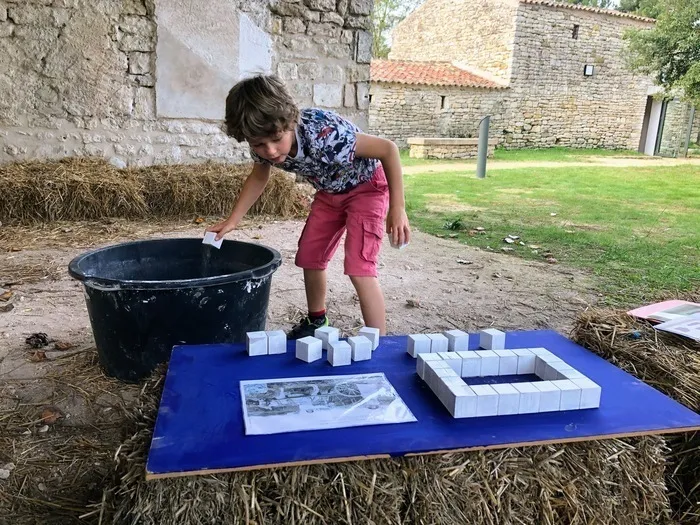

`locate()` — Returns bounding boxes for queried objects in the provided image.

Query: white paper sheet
[240,373,417,435]
[654,313,700,342]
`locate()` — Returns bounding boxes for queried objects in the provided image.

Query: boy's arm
[206,162,271,240]
[355,133,410,246]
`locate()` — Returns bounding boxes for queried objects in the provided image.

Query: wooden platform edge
[403,424,700,458]
[145,453,392,480]
[144,424,700,481]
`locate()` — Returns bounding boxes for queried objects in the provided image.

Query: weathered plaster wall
[0,0,373,166]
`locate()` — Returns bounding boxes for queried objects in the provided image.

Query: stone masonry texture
[369,0,697,151]
[390,0,519,83]
[0,0,373,166]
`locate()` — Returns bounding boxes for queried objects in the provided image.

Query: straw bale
[0,158,310,225]
[110,373,672,525]
[572,306,700,524]
[0,158,146,223]
[2,305,693,524]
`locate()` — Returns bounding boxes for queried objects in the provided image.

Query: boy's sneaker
[287,316,328,340]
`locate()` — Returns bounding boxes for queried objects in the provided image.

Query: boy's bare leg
[303,269,327,314]
[349,276,386,335]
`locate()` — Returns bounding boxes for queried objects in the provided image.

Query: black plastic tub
[68,238,282,382]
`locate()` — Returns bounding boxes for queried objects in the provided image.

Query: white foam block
[513,349,537,374]
[492,383,520,415]
[535,356,565,378]
[560,369,586,380]
[426,362,456,389]
[571,377,601,409]
[534,381,561,412]
[202,231,223,249]
[348,336,372,361]
[437,352,463,375]
[471,384,499,417]
[475,350,500,376]
[529,347,555,358]
[315,326,340,350]
[296,336,322,363]
[437,376,465,406]
[453,384,478,418]
[456,351,481,377]
[494,350,518,375]
[479,329,506,350]
[545,365,563,381]
[359,327,380,350]
[266,330,286,354]
[434,368,459,395]
[423,360,452,388]
[551,380,582,411]
[430,368,459,398]
[407,334,431,357]
[444,329,469,352]
[538,352,565,364]
[441,378,477,418]
[328,340,351,366]
[513,382,541,414]
[543,360,574,380]
[417,353,442,379]
[246,331,267,356]
[391,239,410,250]
[428,333,449,353]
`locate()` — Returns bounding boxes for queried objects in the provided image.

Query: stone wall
[0,0,373,167]
[407,137,498,159]
[389,0,518,83]
[505,2,654,149]
[368,83,505,148]
[372,0,661,150]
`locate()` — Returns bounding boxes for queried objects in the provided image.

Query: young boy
[206,74,410,339]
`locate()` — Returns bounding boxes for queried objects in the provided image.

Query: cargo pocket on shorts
[360,219,385,263]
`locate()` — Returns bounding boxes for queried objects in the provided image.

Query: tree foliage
[371,0,424,58]
[624,0,700,105]
[618,0,663,18]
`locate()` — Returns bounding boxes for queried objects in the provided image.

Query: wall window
[572,24,579,39]
[440,95,447,110]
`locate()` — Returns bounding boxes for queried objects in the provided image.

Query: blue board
[146,330,700,479]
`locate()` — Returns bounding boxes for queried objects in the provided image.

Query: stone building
[369,0,699,154]
[0,0,373,166]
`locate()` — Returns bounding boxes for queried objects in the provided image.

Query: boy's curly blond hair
[224,74,300,142]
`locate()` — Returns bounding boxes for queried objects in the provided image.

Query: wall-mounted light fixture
[583,64,594,76]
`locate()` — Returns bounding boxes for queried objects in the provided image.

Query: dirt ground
[0,218,598,521]
[0,219,597,376]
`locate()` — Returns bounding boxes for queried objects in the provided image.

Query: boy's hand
[387,206,410,247]
[206,217,238,241]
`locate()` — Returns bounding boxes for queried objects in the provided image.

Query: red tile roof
[370,60,503,89]
[520,0,655,23]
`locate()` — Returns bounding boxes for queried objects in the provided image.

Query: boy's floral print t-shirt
[250,108,380,194]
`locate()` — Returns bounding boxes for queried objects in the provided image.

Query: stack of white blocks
[412,328,601,418]
[407,328,507,357]
[246,330,287,356]
[407,329,470,357]
[293,325,379,366]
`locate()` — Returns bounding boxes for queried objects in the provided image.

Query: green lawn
[404,164,700,305]
[400,146,642,166]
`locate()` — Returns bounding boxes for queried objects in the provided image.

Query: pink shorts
[295,165,390,277]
